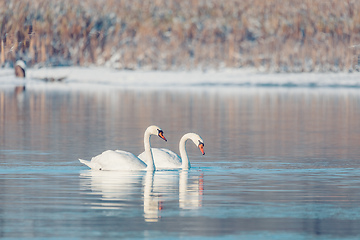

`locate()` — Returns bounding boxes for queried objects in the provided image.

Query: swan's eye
[198,140,204,147]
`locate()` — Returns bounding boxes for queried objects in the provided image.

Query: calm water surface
[1,85,360,239]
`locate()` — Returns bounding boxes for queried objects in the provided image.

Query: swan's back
[92,150,147,171]
[139,148,182,170]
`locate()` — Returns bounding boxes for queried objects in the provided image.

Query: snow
[0,66,360,91]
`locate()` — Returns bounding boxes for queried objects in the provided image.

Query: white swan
[79,125,167,171]
[138,133,204,170]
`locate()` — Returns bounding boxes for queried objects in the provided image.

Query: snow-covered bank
[0,67,360,90]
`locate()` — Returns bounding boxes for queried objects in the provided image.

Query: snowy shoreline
[0,67,360,91]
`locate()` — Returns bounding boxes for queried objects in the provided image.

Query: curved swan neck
[179,134,192,170]
[144,129,155,171]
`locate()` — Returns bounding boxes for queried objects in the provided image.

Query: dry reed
[1,0,360,72]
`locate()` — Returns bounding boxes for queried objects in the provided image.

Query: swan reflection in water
[79,170,204,222]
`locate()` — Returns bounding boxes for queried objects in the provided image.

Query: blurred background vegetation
[1,0,360,72]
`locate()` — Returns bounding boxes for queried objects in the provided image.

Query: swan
[138,133,204,170]
[79,125,167,171]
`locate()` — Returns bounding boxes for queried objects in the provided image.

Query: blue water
[1,86,360,239]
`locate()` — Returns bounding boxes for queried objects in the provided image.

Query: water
[1,85,360,239]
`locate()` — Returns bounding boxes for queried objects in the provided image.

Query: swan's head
[187,133,205,155]
[147,125,167,142]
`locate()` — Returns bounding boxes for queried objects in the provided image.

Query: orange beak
[199,143,205,155]
[158,131,167,142]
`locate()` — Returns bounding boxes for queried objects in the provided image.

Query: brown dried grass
[0,0,359,72]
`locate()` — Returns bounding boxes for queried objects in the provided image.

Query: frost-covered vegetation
[1,0,360,72]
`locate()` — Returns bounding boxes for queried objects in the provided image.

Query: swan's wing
[151,148,182,169]
[138,148,182,169]
[91,150,147,170]
[137,151,148,164]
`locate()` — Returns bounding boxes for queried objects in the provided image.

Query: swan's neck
[144,130,155,170]
[179,135,191,170]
